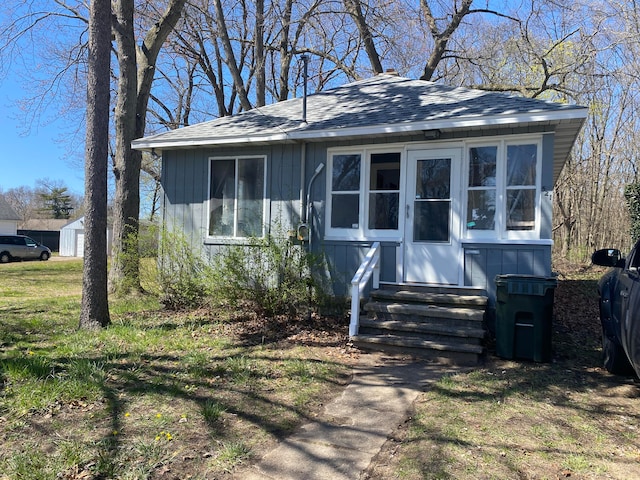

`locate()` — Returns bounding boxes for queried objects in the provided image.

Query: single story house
[0,196,21,235]
[132,73,586,359]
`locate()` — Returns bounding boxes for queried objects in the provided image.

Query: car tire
[40,251,50,261]
[602,328,634,375]
[0,252,10,263]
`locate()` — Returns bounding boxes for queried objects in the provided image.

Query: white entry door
[404,148,462,284]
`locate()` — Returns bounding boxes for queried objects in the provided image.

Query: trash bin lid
[495,274,558,295]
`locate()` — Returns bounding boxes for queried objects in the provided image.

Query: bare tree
[108,0,187,294]
[79,0,111,329]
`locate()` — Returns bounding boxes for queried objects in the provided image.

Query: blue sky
[0,74,85,196]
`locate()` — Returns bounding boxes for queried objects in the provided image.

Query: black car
[592,242,640,377]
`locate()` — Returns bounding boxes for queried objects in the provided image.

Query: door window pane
[416,158,450,199]
[414,201,450,242]
[413,158,451,242]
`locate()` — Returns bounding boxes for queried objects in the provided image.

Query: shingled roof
[0,195,21,221]
[133,73,587,180]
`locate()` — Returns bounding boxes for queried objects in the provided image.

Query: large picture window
[208,156,266,238]
[327,149,401,238]
[465,141,540,239]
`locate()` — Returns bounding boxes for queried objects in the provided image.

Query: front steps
[350,285,488,365]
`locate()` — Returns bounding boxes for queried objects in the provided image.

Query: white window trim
[463,137,542,241]
[205,155,268,241]
[325,146,405,241]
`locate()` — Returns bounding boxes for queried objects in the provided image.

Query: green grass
[364,268,640,480]
[0,259,350,479]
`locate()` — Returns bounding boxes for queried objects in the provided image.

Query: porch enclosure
[160,126,556,309]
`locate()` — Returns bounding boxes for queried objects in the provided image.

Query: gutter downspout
[305,162,325,251]
[300,142,306,223]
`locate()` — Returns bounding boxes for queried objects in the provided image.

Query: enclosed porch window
[465,141,540,239]
[327,149,401,239]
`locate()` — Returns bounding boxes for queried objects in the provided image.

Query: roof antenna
[301,54,309,123]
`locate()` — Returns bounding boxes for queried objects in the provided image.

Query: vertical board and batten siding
[161,143,304,258]
[463,244,551,294]
[161,126,559,303]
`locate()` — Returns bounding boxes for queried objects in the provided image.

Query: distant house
[0,196,21,235]
[60,217,113,257]
[18,219,68,252]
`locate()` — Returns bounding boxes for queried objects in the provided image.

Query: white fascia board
[132,108,587,150]
[290,109,588,141]
[131,132,296,151]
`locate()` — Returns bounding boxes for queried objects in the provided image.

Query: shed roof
[20,219,69,232]
[0,196,21,221]
[133,74,587,180]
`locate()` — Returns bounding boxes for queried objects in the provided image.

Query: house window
[208,156,266,238]
[330,154,361,229]
[368,153,400,230]
[327,149,401,238]
[467,146,497,231]
[465,141,540,238]
[506,144,537,231]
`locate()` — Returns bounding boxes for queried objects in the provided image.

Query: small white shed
[60,217,113,257]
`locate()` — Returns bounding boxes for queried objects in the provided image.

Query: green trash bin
[495,274,558,362]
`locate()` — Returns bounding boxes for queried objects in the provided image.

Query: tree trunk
[109,0,186,294]
[79,0,111,329]
[255,0,266,107]
[110,0,141,294]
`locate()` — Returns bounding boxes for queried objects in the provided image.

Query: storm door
[404,149,462,284]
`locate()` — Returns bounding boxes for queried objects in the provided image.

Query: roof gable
[0,196,21,221]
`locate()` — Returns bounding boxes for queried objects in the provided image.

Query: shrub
[156,228,211,310]
[209,232,321,317]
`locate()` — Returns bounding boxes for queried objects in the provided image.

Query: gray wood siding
[160,125,559,304]
[162,144,304,254]
[463,243,552,303]
[318,240,399,297]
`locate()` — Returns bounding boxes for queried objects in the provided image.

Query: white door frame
[403,148,463,285]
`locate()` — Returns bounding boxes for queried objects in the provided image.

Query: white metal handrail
[349,242,381,337]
